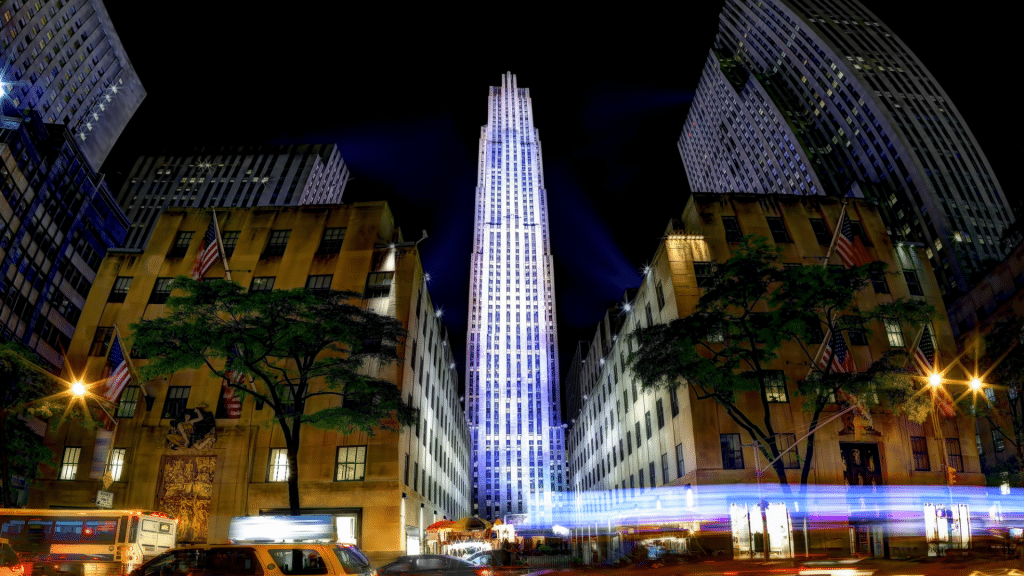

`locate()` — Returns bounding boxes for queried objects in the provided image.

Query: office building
[0,109,127,371]
[566,194,981,559]
[465,73,566,524]
[115,144,348,250]
[678,0,1012,298]
[0,0,145,170]
[33,203,471,565]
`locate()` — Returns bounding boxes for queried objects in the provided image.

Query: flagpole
[807,201,851,373]
[210,208,231,282]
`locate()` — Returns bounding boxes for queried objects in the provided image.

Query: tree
[973,316,1024,486]
[628,235,933,489]
[131,277,418,514]
[0,343,66,507]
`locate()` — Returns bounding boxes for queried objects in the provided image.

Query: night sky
[99,3,1018,411]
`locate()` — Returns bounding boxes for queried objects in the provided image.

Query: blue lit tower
[678,0,1013,298]
[466,73,566,524]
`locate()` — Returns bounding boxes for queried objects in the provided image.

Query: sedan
[378,555,490,576]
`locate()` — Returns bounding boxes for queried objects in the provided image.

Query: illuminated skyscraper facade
[466,73,566,523]
[679,0,1012,298]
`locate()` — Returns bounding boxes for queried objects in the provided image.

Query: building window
[335,446,367,481]
[262,229,291,257]
[809,218,831,245]
[649,461,657,488]
[267,448,289,482]
[870,269,890,294]
[161,386,190,419]
[645,303,654,328]
[107,276,132,303]
[317,227,346,255]
[656,281,665,311]
[993,430,1006,452]
[58,447,81,480]
[626,432,632,455]
[846,316,868,346]
[89,326,114,356]
[167,231,193,258]
[722,216,742,242]
[985,387,997,404]
[221,231,240,257]
[903,270,924,296]
[946,438,963,472]
[884,319,905,347]
[848,220,872,246]
[676,443,685,477]
[670,389,680,418]
[721,433,744,469]
[661,453,670,484]
[635,422,643,447]
[777,433,799,469]
[694,262,715,288]
[911,436,930,471]
[364,272,395,299]
[149,277,173,304]
[645,411,653,439]
[107,448,126,481]
[656,399,665,429]
[766,217,791,243]
[305,274,333,294]
[116,386,141,418]
[250,277,275,292]
[765,370,788,402]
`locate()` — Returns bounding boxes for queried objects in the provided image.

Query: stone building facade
[31,202,470,566]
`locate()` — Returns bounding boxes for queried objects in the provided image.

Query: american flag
[190,221,220,280]
[835,213,873,268]
[103,335,131,403]
[818,329,857,373]
[221,346,245,418]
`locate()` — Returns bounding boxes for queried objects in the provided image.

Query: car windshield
[332,546,369,573]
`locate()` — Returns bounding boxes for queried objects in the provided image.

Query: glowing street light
[71,380,87,397]
[929,372,942,387]
[969,377,983,391]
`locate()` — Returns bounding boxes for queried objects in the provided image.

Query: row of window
[166,227,346,260]
[57,444,366,483]
[719,215,871,247]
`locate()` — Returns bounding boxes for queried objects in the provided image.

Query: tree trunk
[801,406,825,486]
[287,442,301,516]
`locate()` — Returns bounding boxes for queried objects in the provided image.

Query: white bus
[0,509,177,576]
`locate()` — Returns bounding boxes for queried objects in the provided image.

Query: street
[519,557,1024,576]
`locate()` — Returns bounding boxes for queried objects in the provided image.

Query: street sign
[95,490,114,509]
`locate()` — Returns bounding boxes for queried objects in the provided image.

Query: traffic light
[947,466,958,485]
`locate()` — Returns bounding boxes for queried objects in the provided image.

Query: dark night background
[98,4,1019,414]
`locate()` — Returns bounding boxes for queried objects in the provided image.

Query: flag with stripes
[818,330,857,373]
[835,213,873,268]
[103,336,131,403]
[220,346,245,418]
[190,221,220,280]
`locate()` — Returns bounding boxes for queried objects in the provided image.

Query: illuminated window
[107,448,126,481]
[268,448,289,482]
[363,272,394,299]
[335,446,367,481]
[884,319,904,347]
[305,274,333,294]
[985,387,996,403]
[59,447,81,480]
[993,430,1005,452]
[765,371,788,402]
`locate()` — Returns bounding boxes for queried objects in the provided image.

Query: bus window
[118,517,129,544]
[129,518,139,544]
[141,521,159,533]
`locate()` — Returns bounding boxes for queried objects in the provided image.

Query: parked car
[378,555,489,576]
[465,550,511,567]
[0,539,24,576]
[130,543,375,576]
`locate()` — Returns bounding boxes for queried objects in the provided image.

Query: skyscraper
[115,144,348,250]
[465,73,565,523]
[0,0,145,170]
[678,0,1012,298]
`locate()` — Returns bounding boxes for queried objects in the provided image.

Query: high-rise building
[678,0,1012,298]
[465,73,566,524]
[0,0,145,170]
[0,110,128,372]
[115,144,348,250]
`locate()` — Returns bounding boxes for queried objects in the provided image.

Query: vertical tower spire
[466,73,565,525]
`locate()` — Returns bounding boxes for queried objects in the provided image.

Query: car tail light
[474,569,491,576]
